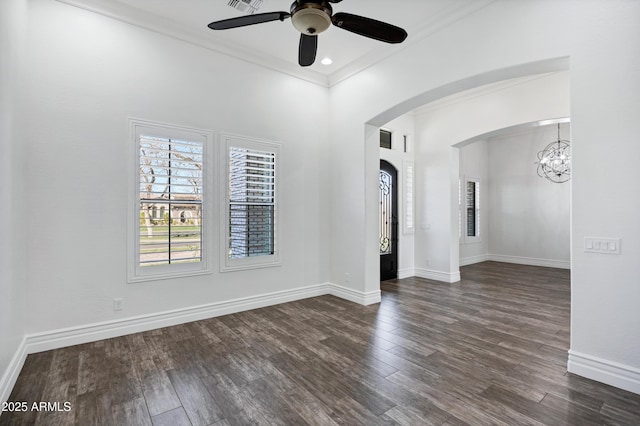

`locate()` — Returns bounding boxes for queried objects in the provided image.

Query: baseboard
[488,254,570,269]
[397,268,415,279]
[25,283,330,355]
[460,254,489,266]
[328,283,381,305]
[415,268,461,283]
[19,281,380,356]
[568,350,640,395]
[0,337,27,406]
[3,281,383,405]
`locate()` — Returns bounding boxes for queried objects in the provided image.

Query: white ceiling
[59,0,492,86]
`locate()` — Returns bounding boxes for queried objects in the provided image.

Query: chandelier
[536,123,571,183]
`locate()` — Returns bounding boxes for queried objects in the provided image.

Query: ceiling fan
[207,0,408,67]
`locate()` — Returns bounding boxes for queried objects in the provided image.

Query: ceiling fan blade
[299,33,318,67]
[331,12,407,44]
[208,11,290,30]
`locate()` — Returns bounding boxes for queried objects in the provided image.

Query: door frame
[380,159,398,281]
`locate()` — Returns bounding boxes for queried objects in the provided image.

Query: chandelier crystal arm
[535,123,571,183]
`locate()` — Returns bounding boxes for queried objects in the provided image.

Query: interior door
[380,160,398,281]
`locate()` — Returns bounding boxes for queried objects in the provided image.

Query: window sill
[220,256,281,273]
[128,265,212,283]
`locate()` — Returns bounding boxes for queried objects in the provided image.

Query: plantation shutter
[404,161,414,233]
[466,180,479,237]
[228,146,276,258]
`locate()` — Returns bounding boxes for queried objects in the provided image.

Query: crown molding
[56,0,495,88]
[326,0,495,87]
[55,0,330,87]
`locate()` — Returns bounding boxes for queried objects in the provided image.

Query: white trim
[6,283,382,356]
[460,254,489,266]
[54,0,493,88]
[568,350,640,395]
[488,254,570,269]
[415,268,461,283]
[328,283,381,306]
[0,337,27,406]
[326,0,494,87]
[128,118,214,283]
[54,0,329,87]
[397,267,416,279]
[25,284,329,355]
[7,283,379,358]
[2,282,383,403]
[220,133,281,272]
[5,289,638,409]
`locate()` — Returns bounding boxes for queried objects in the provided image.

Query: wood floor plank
[1,373,50,425]
[2,261,640,425]
[166,369,223,426]
[344,367,451,425]
[244,378,309,425]
[318,334,399,378]
[132,351,181,417]
[199,372,271,425]
[600,402,640,425]
[111,397,152,426]
[150,407,191,426]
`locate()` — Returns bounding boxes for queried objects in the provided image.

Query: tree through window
[129,119,211,282]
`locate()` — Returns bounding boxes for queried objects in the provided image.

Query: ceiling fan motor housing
[290,1,333,35]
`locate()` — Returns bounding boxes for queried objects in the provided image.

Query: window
[379,168,393,255]
[403,134,411,153]
[458,178,462,240]
[403,160,414,234]
[466,180,479,238]
[460,176,480,243]
[380,129,392,149]
[221,133,280,271]
[229,147,275,258]
[129,119,212,282]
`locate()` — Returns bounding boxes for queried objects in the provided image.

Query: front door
[380,160,398,281]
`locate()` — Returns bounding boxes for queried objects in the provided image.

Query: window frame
[461,175,481,244]
[403,160,414,235]
[380,128,392,150]
[128,119,213,283]
[220,133,281,272]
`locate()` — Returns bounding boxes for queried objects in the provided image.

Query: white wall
[3,0,639,400]
[413,72,570,281]
[18,0,330,335]
[0,0,27,403]
[456,122,572,269]
[379,114,415,278]
[329,0,640,392]
[458,140,489,265]
[487,124,571,267]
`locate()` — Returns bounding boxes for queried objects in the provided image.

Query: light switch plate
[584,237,621,254]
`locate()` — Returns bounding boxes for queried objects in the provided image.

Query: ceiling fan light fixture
[291,7,331,35]
[208,1,408,67]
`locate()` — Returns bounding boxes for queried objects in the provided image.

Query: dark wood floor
[2,262,640,425]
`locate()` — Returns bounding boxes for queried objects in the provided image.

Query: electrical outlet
[113,298,123,311]
[426,258,431,266]
[344,273,350,283]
